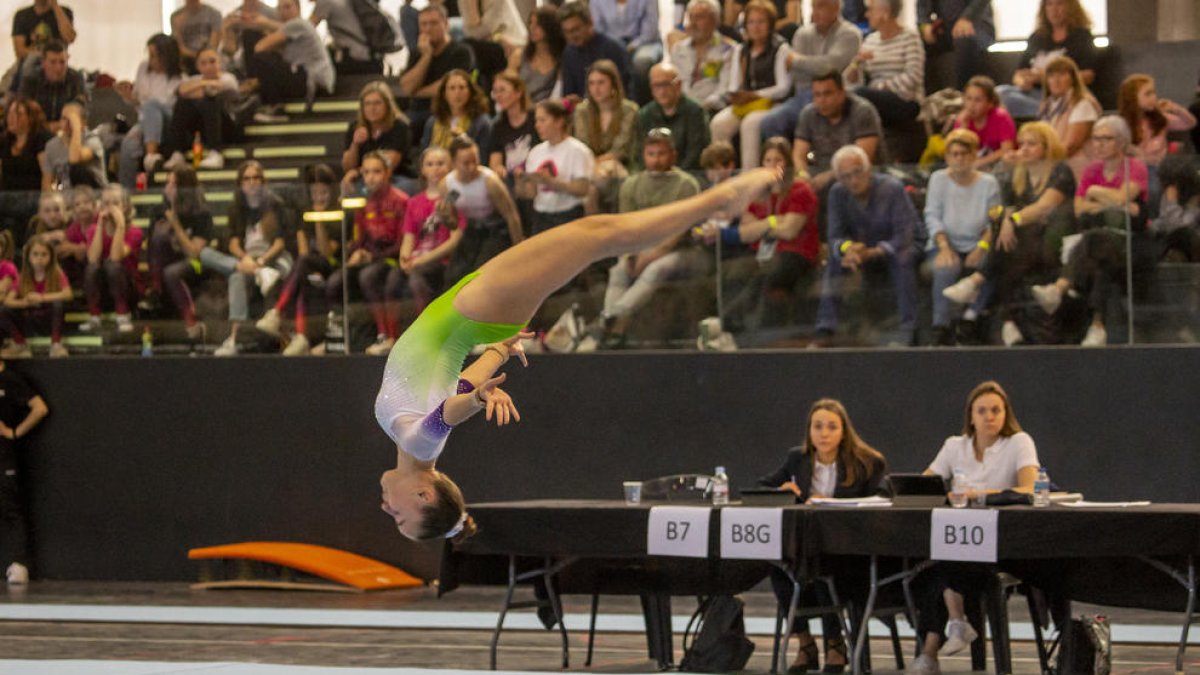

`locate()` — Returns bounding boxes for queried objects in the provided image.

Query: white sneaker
[115,314,134,333]
[162,151,188,171]
[1031,283,1063,315]
[1001,320,1024,347]
[1081,324,1107,347]
[364,335,394,355]
[941,618,979,656]
[198,149,224,169]
[282,333,310,356]
[255,267,281,295]
[214,335,239,356]
[256,308,282,337]
[906,654,940,674]
[253,109,289,124]
[6,562,29,585]
[0,342,31,359]
[79,315,102,332]
[943,276,981,304]
[49,343,68,358]
[142,152,163,173]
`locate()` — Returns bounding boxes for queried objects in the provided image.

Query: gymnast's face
[380,467,433,540]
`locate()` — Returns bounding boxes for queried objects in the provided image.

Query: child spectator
[0,237,73,358]
[1038,56,1100,177]
[442,136,524,283]
[400,147,466,313]
[256,164,342,356]
[27,191,84,285]
[952,76,1017,171]
[326,152,408,355]
[81,185,142,334]
[0,232,19,299]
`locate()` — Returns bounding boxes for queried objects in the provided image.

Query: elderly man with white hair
[814,144,924,344]
[669,0,737,113]
[759,0,863,143]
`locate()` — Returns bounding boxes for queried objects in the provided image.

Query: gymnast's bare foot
[717,167,782,216]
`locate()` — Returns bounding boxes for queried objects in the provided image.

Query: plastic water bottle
[711,466,730,506]
[1033,466,1051,507]
[141,326,154,357]
[950,468,968,508]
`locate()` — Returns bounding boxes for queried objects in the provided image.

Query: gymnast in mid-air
[377,167,784,541]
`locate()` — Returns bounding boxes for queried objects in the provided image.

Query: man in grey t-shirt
[759,0,862,141]
[311,0,382,74]
[792,70,881,192]
[171,0,222,69]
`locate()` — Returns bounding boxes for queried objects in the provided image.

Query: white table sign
[719,507,783,560]
[647,506,712,558]
[930,508,999,562]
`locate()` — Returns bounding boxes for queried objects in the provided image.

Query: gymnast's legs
[452,168,780,326]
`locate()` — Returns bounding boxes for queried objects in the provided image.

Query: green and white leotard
[374,272,525,461]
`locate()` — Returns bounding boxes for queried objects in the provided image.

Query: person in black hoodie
[757,398,888,674]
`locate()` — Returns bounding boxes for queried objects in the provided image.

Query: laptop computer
[886,474,949,507]
[739,487,801,506]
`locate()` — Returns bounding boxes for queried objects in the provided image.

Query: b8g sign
[720,507,783,560]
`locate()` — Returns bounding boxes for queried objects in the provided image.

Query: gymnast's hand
[478,373,521,426]
[499,330,534,368]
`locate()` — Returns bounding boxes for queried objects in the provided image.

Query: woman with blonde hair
[757,398,887,673]
[342,80,413,187]
[944,121,1076,346]
[709,0,791,169]
[1037,55,1100,175]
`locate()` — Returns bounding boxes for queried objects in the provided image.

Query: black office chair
[771,576,912,674]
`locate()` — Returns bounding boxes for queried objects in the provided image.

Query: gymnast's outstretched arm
[442,332,531,427]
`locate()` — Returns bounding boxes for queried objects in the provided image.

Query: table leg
[852,556,879,675]
[540,556,570,669]
[1176,556,1195,675]
[490,555,519,670]
[586,592,599,667]
[642,593,674,667]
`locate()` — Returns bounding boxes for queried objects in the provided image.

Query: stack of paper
[809,496,894,507]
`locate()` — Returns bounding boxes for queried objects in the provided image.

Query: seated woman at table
[910,380,1040,675]
[756,398,887,674]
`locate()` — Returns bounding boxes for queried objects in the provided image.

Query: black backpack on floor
[680,595,755,672]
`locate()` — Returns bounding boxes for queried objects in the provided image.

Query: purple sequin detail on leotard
[422,400,452,439]
[456,378,475,394]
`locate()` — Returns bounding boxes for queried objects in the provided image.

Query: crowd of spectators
[0,0,1195,356]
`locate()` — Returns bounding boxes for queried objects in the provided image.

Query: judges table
[441,500,1200,674]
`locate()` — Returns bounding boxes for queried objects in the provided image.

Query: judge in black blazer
[757,398,888,674]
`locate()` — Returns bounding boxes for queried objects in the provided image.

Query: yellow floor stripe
[283,100,359,114]
[245,122,345,136]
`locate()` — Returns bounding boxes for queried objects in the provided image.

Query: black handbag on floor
[1057,615,1111,675]
[679,595,755,672]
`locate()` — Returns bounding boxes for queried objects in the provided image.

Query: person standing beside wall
[0,359,49,585]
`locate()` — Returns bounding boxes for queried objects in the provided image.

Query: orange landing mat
[188,541,425,592]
